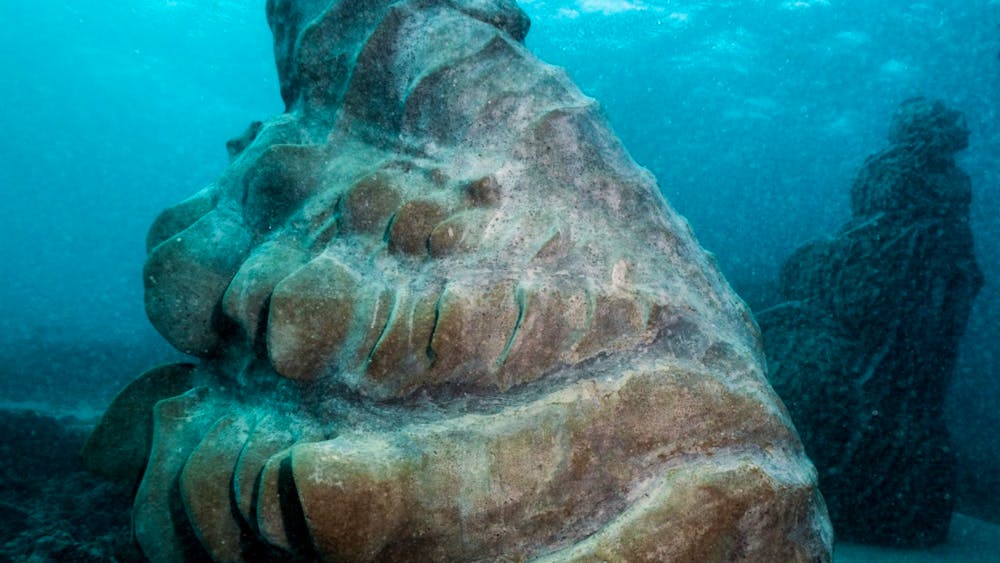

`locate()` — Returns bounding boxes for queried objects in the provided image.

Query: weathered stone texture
[85,0,831,560]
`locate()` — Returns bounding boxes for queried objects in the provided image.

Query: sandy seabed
[836,514,1000,562]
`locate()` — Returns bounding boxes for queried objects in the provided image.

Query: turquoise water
[0,0,997,558]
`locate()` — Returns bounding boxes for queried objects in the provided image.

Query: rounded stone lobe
[388,200,449,255]
[465,174,502,206]
[267,255,362,381]
[340,172,403,235]
[144,210,252,356]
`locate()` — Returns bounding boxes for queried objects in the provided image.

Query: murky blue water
[1,0,997,558]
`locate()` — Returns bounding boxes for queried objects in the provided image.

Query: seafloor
[0,409,133,562]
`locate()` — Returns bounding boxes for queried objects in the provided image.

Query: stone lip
[87,0,832,560]
[760,98,982,547]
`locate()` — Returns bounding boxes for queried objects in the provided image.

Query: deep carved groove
[496,283,526,369]
[426,289,445,365]
[276,456,316,560]
[365,289,399,366]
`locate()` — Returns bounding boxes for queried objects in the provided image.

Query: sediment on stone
[84,0,831,559]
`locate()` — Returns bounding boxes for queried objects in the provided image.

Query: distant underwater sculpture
[759,98,983,547]
[83,0,831,560]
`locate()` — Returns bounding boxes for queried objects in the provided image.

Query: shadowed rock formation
[83,0,831,560]
[759,98,983,547]
[0,410,135,561]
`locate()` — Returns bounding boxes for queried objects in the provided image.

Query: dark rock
[0,410,132,562]
[0,410,84,486]
[759,97,983,547]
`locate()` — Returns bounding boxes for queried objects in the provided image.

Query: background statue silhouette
[759,97,983,546]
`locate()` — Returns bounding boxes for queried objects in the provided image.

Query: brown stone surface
[180,416,253,562]
[84,0,831,560]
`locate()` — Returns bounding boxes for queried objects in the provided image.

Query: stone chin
[83,0,832,561]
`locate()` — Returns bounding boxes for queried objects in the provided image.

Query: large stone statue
[759,98,983,546]
[83,0,831,560]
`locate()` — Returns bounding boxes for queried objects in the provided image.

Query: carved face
[83,0,830,561]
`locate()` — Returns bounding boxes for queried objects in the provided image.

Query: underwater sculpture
[83,0,831,560]
[759,98,983,546]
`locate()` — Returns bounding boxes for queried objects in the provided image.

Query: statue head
[888,97,969,154]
